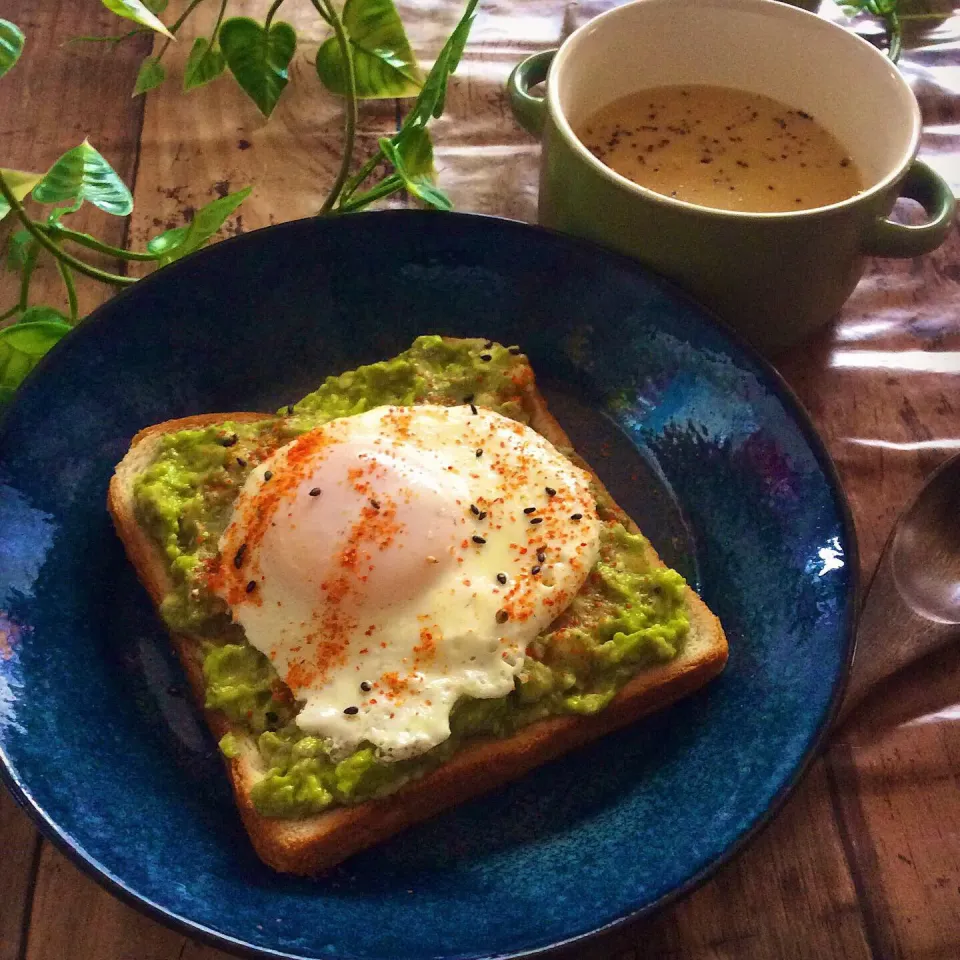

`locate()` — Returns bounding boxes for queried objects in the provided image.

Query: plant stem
[311,0,333,27]
[264,0,287,30]
[18,248,38,311]
[337,175,403,213]
[339,151,384,205]
[315,0,358,215]
[0,304,19,322]
[211,0,229,36]
[40,223,158,262]
[845,0,902,63]
[156,0,208,62]
[65,30,143,47]
[0,176,136,288]
[169,0,210,36]
[886,9,902,63]
[57,261,79,322]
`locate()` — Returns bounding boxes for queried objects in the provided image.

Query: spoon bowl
[891,453,960,624]
[842,452,960,717]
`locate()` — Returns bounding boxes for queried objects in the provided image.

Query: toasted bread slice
[108,343,727,874]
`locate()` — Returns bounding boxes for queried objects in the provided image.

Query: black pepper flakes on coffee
[575,84,861,214]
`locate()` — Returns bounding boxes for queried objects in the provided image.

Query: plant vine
[0,0,478,402]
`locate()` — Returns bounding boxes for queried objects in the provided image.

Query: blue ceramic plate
[0,212,855,960]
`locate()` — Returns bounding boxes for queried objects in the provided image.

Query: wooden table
[2,1,959,957]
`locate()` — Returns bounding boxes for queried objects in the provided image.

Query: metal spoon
[840,452,960,719]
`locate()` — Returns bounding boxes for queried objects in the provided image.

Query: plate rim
[0,209,860,960]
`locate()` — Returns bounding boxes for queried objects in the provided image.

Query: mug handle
[862,159,956,257]
[507,50,556,137]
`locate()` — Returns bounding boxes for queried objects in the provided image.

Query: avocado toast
[108,336,727,874]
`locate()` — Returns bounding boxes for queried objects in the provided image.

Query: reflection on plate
[0,211,856,960]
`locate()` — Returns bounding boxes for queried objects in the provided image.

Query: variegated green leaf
[220,18,296,117]
[0,18,24,78]
[99,0,173,38]
[32,141,133,216]
[0,169,43,222]
[146,186,251,265]
[379,135,451,210]
[4,229,34,273]
[184,37,226,91]
[402,0,477,128]
[316,0,421,100]
[17,306,71,324]
[0,320,73,403]
[134,56,166,94]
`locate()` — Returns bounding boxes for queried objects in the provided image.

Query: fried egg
[210,404,601,760]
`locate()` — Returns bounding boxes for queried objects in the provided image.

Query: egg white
[212,404,601,760]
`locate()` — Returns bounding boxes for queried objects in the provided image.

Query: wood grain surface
[2,1,959,958]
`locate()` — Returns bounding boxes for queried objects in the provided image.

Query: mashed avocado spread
[133,336,689,817]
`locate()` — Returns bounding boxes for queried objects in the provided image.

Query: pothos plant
[0,0,477,405]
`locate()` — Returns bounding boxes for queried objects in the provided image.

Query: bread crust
[108,345,727,874]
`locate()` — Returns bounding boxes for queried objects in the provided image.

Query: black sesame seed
[370,499,380,510]
[233,544,247,569]
[509,347,521,356]
[343,705,359,715]
[483,340,493,349]
[287,405,295,415]
[246,580,257,593]
[496,609,510,624]
[478,510,487,521]
[497,573,507,585]
[531,565,542,575]
[472,535,487,545]
[537,550,546,563]
[571,513,583,521]
[470,504,480,516]
[360,681,372,692]
[264,470,273,481]
[523,506,536,515]
[235,457,247,467]
[309,487,322,497]
[463,394,475,403]
[529,517,543,525]
[220,433,238,447]
[470,403,478,416]
[545,486,557,497]
[480,354,492,362]
[475,448,483,457]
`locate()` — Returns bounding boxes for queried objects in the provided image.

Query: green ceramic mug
[508,0,956,355]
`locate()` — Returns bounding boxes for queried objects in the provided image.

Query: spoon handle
[838,548,957,722]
